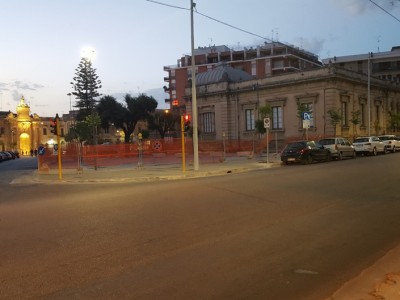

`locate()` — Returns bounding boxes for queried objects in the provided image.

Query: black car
[280,140,331,164]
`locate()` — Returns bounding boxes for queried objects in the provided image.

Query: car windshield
[319,139,335,145]
[354,138,369,143]
[378,136,393,141]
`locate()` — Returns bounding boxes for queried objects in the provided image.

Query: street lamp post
[190,0,199,171]
[368,52,371,136]
[67,93,72,112]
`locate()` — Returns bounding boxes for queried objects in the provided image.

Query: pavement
[12,153,282,184]
[10,153,400,299]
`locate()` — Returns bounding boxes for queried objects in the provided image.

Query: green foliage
[327,108,342,137]
[350,110,361,136]
[65,121,92,143]
[350,110,361,126]
[259,104,272,119]
[96,93,158,143]
[148,109,180,138]
[388,111,400,132]
[256,104,272,134]
[255,120,266,134]
[297,103,310,119]
[85,112,101,128]
[71,58,102,121]
[140,129,150,139]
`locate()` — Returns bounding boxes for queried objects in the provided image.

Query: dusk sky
[1,0,399,117]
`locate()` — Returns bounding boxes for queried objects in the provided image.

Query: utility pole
[368,52,371,136]
[191,0,199,171]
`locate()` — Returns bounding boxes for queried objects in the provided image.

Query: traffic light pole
[55,114,62,180]
[181,115,186,172]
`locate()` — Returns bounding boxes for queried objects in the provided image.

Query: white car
[318,137,356,160]
[378,135,400,153]
[353,136,387,156]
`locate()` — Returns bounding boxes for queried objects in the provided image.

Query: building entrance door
[20,133,30,155]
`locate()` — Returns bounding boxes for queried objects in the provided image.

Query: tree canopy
[71,57,102,121]
[147,109,180,138]
[97,93,158,143]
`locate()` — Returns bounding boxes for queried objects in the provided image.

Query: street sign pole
[264,117,270,164]
[266,127,269,164]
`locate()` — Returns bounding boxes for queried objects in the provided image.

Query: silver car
[378,135,400,153]
[353,136,387,156]
[318,137,356,160]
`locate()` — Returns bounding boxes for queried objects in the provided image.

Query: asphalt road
[1,154,400,299]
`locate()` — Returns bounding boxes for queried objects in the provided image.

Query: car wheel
[302,155,312,164]
[352,151,356,159]
[326,152,332,162]
[383,147,388,154]
[372,147,377,156]
[338,152,343,160]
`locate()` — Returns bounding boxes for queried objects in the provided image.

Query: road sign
[264,117,270,129]
[303,120,311,129]
[302,112,311,120]
[38,146,45,156]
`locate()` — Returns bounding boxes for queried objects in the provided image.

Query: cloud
[13,81,44,91]
[332,0,399,15]
[3,81,45,102]
[12,90,22,102]
[293,37,326,56]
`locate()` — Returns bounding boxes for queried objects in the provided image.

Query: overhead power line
[145,0,272,42]
[369,0,400,23]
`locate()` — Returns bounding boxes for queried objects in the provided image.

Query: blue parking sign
[38,146,45,156]
[302,112,311,120]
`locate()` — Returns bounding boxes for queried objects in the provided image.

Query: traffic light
[50,114,60,136]
[184,114,191,131]
[50,118,57,135]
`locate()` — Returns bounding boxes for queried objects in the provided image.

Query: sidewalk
[14,154,282,184]
[11,154,400,299]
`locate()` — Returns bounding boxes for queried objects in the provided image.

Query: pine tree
[71,57,102,121]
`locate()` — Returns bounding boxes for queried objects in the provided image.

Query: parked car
[378,135,400,153]
[318,137,356,160]
[280,140,332,164]
[0,152,6,162]
[352,136,387,156]
[5,151,16,159]
[0,151,11,161]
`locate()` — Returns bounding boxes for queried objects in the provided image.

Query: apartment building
[163,41,322,109]
[322,46,400,83]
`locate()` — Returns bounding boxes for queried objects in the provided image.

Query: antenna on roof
[377,35,381,52]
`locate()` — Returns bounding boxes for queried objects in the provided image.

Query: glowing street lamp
[81,46,96,62]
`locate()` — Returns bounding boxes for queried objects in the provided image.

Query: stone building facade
[184,65,400,146]
[0,96,147,154]
[0,97,54,155]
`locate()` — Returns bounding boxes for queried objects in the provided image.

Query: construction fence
[37,136,276,172]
